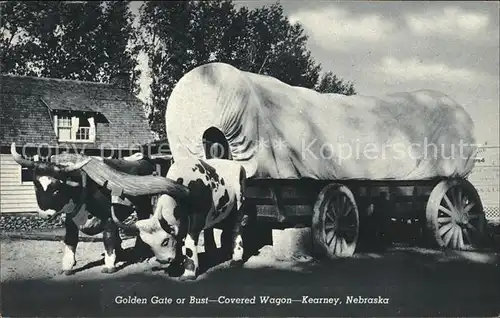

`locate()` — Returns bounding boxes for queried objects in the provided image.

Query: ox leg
[133,200,155,261]
[229,213,247,267]
[61,218,79,275]
[203,228,216,253]
[180,214,204,280]
[180,231,200,280]
[102,218,120,274]
[229,190,247,267]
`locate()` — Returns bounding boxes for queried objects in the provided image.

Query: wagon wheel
[312,183,359,258]
[426,178,486,250]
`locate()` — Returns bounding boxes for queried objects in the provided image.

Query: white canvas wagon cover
[166,62,478,180]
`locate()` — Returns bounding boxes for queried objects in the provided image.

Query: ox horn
[10,143,36,168]
[149,154,173,160]
[111,207,139,234]
[158,212,178,235]
[12,142,90,172]
[58,157,92,173]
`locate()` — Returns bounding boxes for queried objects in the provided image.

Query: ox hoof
[101,267,117,274]
[115,250,128,262]
[230,259,244,268]
[60,269,75,276]
[179,274,197,281]
[136,256,153,263]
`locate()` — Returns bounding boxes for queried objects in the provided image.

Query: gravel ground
[0,213,138,238]
[0,213,64,232]
[1,233,499,317]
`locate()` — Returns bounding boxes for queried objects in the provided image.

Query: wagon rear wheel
[312,183,359,258]
[426,179,486,250]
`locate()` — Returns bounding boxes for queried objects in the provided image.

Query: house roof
[0,74,155,150]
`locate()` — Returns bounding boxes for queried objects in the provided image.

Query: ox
[112,158,248,280]
[10,143,155,275]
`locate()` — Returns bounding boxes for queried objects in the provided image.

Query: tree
[0,1,60,76]
[0,1,141,94]
[241,3,321,88]
[316,71,356,95]
[138,1,196,135]
[140,0,355,138]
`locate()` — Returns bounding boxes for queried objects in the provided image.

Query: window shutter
[88,116,96,142]
[53,114,58,136]
[71,116,80,140]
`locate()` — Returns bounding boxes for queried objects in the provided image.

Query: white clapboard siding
[469,166,500,206]
[468,147,499,220]
[0,154,39,213]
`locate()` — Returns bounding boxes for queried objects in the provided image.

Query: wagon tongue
[81,158,189,198]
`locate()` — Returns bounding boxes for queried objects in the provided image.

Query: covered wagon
[165,62,486,258]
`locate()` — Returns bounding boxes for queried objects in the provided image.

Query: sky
[132,1,499,146]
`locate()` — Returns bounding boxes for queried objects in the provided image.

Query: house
[468,145,500,221]
[0,73,158,213]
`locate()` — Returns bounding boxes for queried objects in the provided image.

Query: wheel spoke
[438,205,454,217]
[438,222,454,237]
[468,214,480,220]
[451,226,459,249]
[319,195,334,217]
[343,205,353,217]
[463,202,476,214]
[449,187,457,208]
[335,237,341,255]
[443,194,459,218]
[326,211,335,223]
[454,187,463,210]
[336,195,345,217]
[326,231,335,246]
[462,227,472,245]
[459,188,464,209]
[466,223,477,233]
[457,226,465,250]
[323,197,334,216]
[336,237,342,255]
[442,226,454,246]
[325,223,336,230]
[438,216,452,224]
[340,237,348,256]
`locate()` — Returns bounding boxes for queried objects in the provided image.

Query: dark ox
[113,157,249,280]
[10,143,155,275]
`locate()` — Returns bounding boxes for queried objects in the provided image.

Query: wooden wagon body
[242,176,486,258]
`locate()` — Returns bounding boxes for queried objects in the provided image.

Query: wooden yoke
[109,185,134,207]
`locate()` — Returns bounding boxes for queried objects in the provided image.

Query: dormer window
[57,116,72,140]
[54,113,95,143]
[76,117,91,141]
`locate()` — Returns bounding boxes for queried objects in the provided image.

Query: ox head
[10,143,91,218]
[112,185,189,266]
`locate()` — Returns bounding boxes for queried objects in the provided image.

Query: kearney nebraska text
[114,295,389,306]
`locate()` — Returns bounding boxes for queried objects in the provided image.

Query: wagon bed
[243,176,486,258]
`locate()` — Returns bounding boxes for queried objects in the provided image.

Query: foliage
[139,0,356,138]
[0,1,141,94]
[316,71,356,95]
[1,0,357,138]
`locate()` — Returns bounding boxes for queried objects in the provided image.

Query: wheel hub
[459,212,469,225]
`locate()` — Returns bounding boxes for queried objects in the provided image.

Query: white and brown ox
[112,157,249,280]
[10,143,155,275]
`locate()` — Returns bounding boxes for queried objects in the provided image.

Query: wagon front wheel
[426,179,486,250]
[312,183,359,258]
